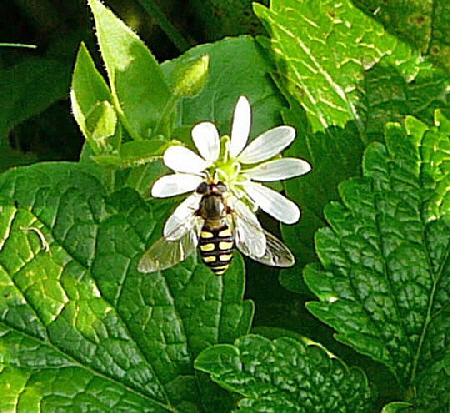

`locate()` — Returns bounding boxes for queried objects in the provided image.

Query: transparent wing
[138,227,199,273]
[138,196,203,273]
[251,229,295,267]
[229,196,295,267]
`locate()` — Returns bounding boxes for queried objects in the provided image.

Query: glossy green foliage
[0,53,72,140]
[3,0,450,411]
[255,0,450,294]
[71,0,171,148]
[255,0,450,138]
[0,50,73,172]
[353,0,450,71]
[161,35,288,143]
[196,334,374,412]
[0,163,253,412]
[304,115,450,412]
[70,0,287,190]
[0,137,37,173]
[255,0,406,134]
[71,43,116,154]
[87,0,171,140]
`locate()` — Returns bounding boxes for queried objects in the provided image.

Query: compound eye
[196,181,208,194]
[216,181,228,192]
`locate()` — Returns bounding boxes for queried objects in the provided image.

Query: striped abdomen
[198,224,234,275]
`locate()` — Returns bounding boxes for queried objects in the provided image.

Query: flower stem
[0,43,37,48]
[135,0,190,52]
[153,94,179,138]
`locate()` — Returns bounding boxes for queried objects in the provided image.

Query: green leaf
[304,115,450,412]
[88,140,172,196]
[0,136,38,173]
[0,162,253,412]
[254,0,446,137]
[354,1,431,53]
[353,0,450,72]
[120,140,168,162]
[257,0,449,293]
[381,401,414,413]
[161,36,288,144]
[88,0,171,140]
[280,115,364,293]
[120,160,168,199]
[0,55,72,139]
[195,334,374,412]
[361,58,449,140]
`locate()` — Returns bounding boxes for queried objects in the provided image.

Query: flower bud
[173,54,210,97]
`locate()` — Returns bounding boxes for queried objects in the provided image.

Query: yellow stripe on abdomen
[199,243,215,252]
[200,230,214,239]
[218,228,232,237]
[219,241,233,250]
[199,224,235,276]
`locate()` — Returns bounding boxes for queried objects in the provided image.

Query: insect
[138,178,295,275]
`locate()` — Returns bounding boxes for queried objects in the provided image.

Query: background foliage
[1,0,449,412]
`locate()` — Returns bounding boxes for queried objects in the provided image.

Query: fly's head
[195,178,228,197]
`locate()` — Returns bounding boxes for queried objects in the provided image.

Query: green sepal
[84,100,118,153]
[70,42,112,141]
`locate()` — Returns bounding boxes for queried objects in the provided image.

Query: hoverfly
[138,178,295,275]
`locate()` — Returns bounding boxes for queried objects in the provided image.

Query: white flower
[151,96,311,225]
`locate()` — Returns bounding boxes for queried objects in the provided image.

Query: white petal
[192,122,220,162]
[164,146,207,174]
[151,174,202,198]
[244,158,311,181]
[241,181,300,224]
[229,96,251,158]
[164,193,202,240]
[238,126,295,164]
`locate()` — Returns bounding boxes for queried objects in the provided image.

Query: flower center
[211,135,241,183]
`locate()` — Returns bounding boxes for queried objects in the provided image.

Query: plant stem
[0,43,37,48]
[135,0,190,52]
[153,94,179,138]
